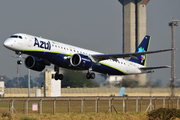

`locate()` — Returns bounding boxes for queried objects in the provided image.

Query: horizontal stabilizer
[139,65,171,70]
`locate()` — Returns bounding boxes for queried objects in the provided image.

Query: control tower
[118,0,150,85]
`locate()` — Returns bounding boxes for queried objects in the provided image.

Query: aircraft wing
[139,65,171,71]
[90,48,172,63]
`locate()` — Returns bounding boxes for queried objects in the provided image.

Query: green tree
[116,76,139,88]
[19,75,34,88]
[34,72,45,87]
[2,69,100,88]
[62,70,99,88]
[4,75,35,88]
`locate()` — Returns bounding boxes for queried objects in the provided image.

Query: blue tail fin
[129,35,151,66]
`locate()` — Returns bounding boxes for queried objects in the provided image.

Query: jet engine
[25,56,45,71]
[70,54,92,69]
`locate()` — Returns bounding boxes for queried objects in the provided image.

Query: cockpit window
[19,36,22,39]
[10,35,18,38]
[10,35,22,39]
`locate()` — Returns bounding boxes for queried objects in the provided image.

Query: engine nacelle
[70,54,92,69]
[25,56,45,71]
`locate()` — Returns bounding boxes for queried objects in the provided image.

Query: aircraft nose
[3,39,13,48]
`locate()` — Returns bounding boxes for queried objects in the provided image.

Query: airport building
[118,0,150,85]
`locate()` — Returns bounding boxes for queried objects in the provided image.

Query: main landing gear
[86,70,96,79]
[86,72,95,79]
[86,67,95,79]
[53,65,63,80]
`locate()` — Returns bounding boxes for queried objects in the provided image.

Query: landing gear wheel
[86,73,90,79]
[55,73,63,80]
[58,74,63,80]
[55,73,59,80]
[86,73,95,79]
[54,65,63,80]
[90,73,95,79]
[17,60,22,65]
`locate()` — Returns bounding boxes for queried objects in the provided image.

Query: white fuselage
[4,33,144,75]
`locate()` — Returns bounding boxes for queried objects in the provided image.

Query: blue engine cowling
[25,56,45,71]
[70,54,92,69]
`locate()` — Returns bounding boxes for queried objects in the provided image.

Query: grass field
[1,113,149,120]
[1,97,180,120]
[0,98,178,114]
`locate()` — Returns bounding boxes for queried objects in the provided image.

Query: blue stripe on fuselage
[22,51,126,75]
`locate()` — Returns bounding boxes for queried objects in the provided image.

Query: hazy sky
[0,0,179,86]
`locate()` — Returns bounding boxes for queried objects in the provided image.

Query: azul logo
[138,47,146,63]
[34,38,51,50]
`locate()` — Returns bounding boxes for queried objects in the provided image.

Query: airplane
[3,33,172,80]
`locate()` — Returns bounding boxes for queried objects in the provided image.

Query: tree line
[0,69,99,88]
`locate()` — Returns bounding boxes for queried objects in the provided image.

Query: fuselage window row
[51,44,96,59]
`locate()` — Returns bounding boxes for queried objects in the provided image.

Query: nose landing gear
[17,60,23,65]
[13,51,23,65]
